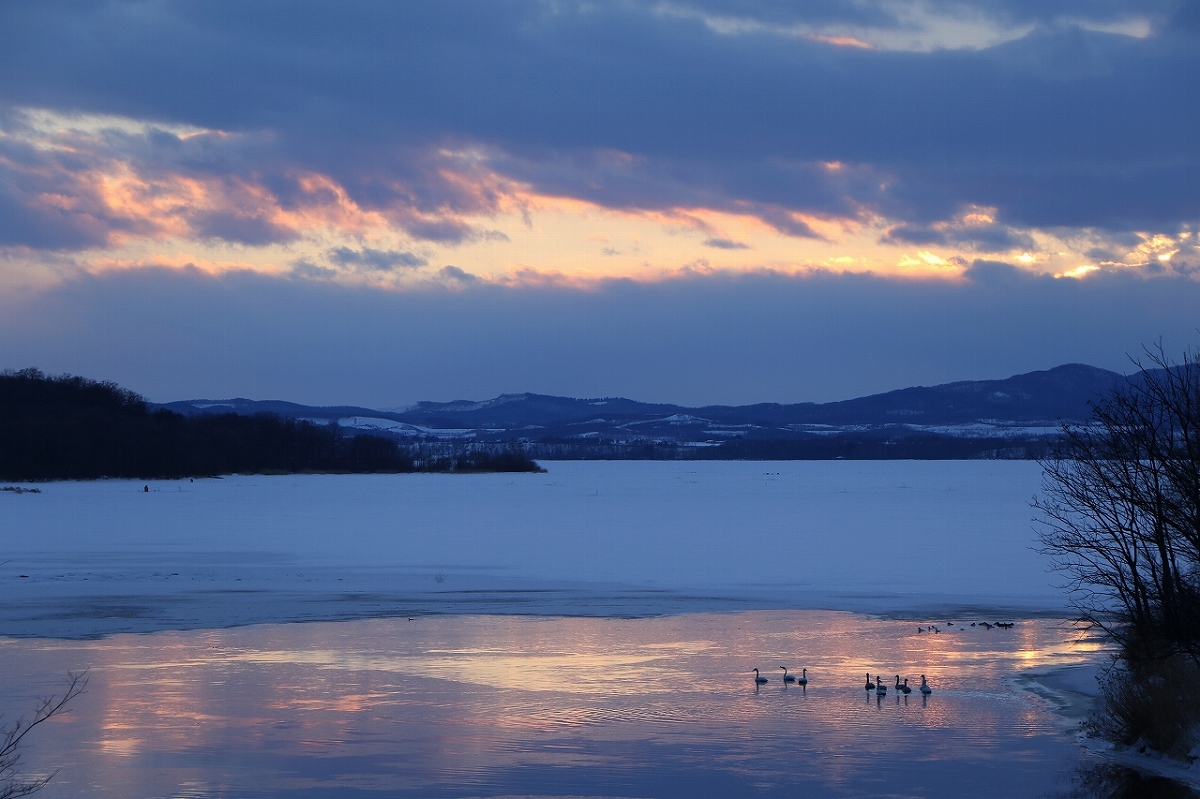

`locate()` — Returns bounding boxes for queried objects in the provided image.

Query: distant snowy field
[0,461,1064,637]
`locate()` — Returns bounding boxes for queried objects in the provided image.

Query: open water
[1,610,1161,799]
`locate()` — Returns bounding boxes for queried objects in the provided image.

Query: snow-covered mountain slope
[156,363,1123,449]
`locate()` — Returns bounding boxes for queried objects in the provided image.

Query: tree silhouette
[1034,342,1200,662]
[0,672,87,798]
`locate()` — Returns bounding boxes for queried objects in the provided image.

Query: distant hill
[710,363,1125,427]
[156,364,1126,460]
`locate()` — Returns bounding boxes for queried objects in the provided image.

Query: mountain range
[155,364,1125,459]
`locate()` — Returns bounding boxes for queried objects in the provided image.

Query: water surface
[2,610,1108,798]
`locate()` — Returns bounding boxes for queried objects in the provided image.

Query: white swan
[920,675,932,695]
[865,673,875,691]
[875,675,887,696]
[797,668,808,687]
[753,668,768,684]
[780,667,796,683]
[899,676,912,695]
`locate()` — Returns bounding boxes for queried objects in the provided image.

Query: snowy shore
[1020,663,1200,790]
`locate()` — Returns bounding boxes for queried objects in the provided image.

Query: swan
[920,675,932,695]
[875,675,887,696]
[900,677,912,695]
[865,673,875,691]
[753,668,768,684]
[797,668,808,687]
[780,667,796,683]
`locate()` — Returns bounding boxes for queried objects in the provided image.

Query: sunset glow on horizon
[3,105,1191,293]
[1,1,1197,405]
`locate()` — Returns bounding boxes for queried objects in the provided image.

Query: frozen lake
[1,461,1066,638]
[4,461,1195,797]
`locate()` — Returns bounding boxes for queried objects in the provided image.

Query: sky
[0,0,1197,407]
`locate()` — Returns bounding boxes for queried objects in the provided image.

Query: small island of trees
[0,369,544,480]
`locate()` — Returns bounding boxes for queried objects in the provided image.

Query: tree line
[0,369,542,480]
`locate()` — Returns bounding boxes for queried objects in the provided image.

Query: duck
[919,675,932,695]
[780,667,796,683]
[865,673,875,691]
[900,677,912,695]
[797,668,808,687]
[875,675,887,696]
[752,668,768,684]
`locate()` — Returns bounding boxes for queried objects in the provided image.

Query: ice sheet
[1,460,1067,637]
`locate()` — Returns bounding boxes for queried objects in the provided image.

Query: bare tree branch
[0,672,88,799]
[1034,342,1200,663]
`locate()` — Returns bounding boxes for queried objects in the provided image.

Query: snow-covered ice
[1,461,1065,637]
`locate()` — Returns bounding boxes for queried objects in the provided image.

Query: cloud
[0,130,159,249]
[702,237,750,250]
[328,246,426,271]
[439,265,478,283]
[290,260,338,279]
[5,263,1199,407]
[882,218,1036,253]
[191,210,299,245]
[961,258,1036,284]
[0,0,1193,255]
[654,1,1177,31]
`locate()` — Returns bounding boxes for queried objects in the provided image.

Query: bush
[1085,655,1200,759]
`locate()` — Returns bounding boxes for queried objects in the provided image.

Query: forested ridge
[0,369,542,480]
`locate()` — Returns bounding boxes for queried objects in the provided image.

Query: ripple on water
[0,610,1127,799]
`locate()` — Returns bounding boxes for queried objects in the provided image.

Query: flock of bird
[865,673,932,696]
[750,620,1018,691]
[917,620,1014,633]
[750,668,933,695]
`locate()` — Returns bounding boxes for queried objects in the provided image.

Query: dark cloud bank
[3,265,1197,407]
[0,0,1196,249]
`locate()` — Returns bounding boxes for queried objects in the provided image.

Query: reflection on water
[1059,764,1198,799]
[0,611,1162,798]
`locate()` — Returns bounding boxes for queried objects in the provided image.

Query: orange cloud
[804,34,875,50]
[7,118,1187,294]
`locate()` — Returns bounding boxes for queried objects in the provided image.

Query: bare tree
[1034,342,1200,663]
[0,673,87,799]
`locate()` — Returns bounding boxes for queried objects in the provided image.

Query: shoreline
[1018,664,1200,791]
